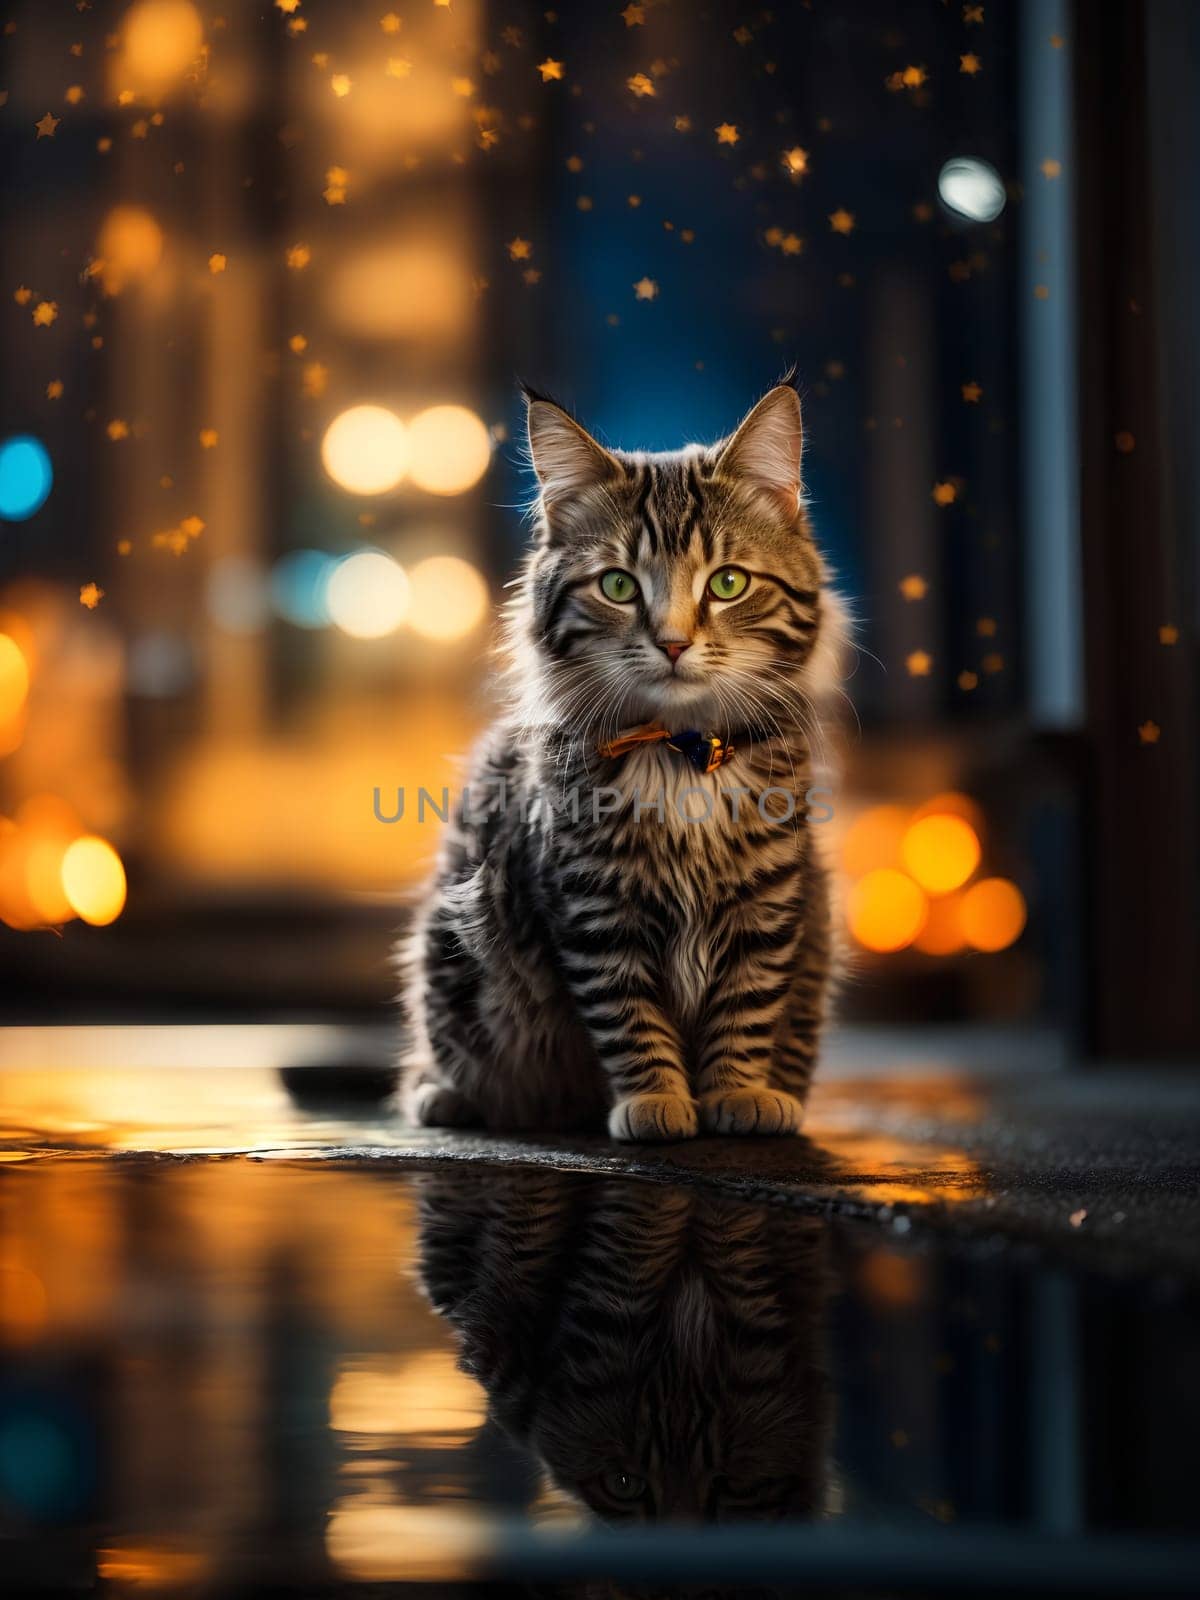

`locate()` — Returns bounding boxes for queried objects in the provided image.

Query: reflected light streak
[326,1503,494,1583]
[330,1352,485,1440]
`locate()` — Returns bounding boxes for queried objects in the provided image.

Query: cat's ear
[716,384,803,516]
[525,392,618,510]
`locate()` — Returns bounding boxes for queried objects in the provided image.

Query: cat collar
[596,722,737,776]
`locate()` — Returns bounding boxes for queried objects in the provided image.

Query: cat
[417,1168,833,1528]
[399,381,847,1141]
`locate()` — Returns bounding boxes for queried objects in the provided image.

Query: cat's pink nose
[657,638,691,663]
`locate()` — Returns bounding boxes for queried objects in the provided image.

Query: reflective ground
[2,1034,1200,1596]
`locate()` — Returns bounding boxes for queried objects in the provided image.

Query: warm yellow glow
[841,804,909,877]
[97,1546,210,1589]
[326,1504,493,1583]
[61,836,127,926]
[330,1352,484,1438]
[97,205,164,294]
[900,813,981,895]
[0,798,83,929]
[857,1248,927,1309]
[961,877,1026,952]
[326,240,472,340]
[406,406,491,496]
[847,868,928,953]
[911,790,985,835]
[913,891,967,956]
[0,632,29,720]
[25,835,76,924]
[406,557,489,642]
[120,1,204,94]
[326,552,411,639]
[321,406,409,495]
[0,1262,49,1343]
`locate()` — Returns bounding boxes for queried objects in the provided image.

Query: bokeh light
[938,157,1006,223]
[406,557,489,642]
[841,804,909,878]
[207,557,270,635]
[911,790,986,832]
[0,1263,49,1344]
[270,550,337,628]
[847,868,928,953]
[327,241,473,341]
[325,551,411,639]
[0,633,30,721]
[97,206,164,294]
[913,891,968,956]
[25,835,76,925]
[961,877,1027,952]
[121,1,205,96]
[321,406,409,496]
[61,836,127,926]
[406,406,491,496]
[901,813,982,895]
[0,436,53,521]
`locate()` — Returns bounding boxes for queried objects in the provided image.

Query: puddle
[1,1159,1197,1595]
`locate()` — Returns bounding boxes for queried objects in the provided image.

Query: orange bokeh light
[841,804,909,878]
[120,1,205,96]
[961,877,1026,952]
[61,835,127,927]
[911,789,986,836]
[97,206,164,294]
[901,813,981,895]
[847,868,928,953]
[913,891,968,956]
[0,631,29,720]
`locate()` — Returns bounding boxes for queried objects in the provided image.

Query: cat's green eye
[601,1469,647,1503]
[600,569,638,604]
[708,566,750,601]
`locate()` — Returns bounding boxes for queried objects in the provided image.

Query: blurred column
[1073,0,1200,1056]
[1020,0,1082,730]
[867,272,940,721]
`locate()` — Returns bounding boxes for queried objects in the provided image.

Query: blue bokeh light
[0,435,54,521]
[269,548,338,628]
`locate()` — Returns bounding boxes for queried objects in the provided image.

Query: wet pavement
[1,1025,1199,1595]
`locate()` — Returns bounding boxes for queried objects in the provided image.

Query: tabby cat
[399,382,846,1140]
[417,1168,832,1526]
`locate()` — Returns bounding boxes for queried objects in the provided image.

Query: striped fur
[399,385,848,1140]
[418,1169,832,1525]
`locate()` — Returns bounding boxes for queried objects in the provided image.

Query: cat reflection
[417,1172,832,1524]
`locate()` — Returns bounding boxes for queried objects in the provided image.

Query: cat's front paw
[406,1081,482,1129]
[698,1087,804,1137]
[608,1092,698,1143]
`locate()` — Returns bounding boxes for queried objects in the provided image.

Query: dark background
[0,0,1196,1060]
